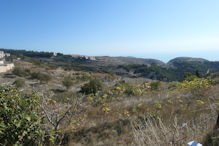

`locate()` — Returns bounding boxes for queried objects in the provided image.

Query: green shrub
[212,78,219,85]
[178,78,211,91]
[115,83,142,96]
[184,72,197,81]
[54,91,79,103]
[80,78,103,95]
[75,73,90,81]
[62,76,74,90]
[150,81,162,90]
[203,130,219,146]
[31,72,51,83]
[167,82,179,90]
[0,87,43,145]
[13,78,25,88]
[124,85,135,96]
[12,67,29,77]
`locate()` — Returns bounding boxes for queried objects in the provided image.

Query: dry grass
[2,60,219,145]
[132,104,218,146]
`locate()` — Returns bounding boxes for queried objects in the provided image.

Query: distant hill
[167,57,219,72]
[167,57,209,68]
[1,48,219,81]
[95,56,165,66]
[168,57,208,63]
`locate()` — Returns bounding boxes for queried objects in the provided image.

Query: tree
[12,67,28,77]
[184,72,197,81]
[150,81,162,90]
[195,70,201,78]
[31,72,51,83]
[39,94,82,144]
[80,78,103,95]
[0,87,43,145]
[62,76,73,90]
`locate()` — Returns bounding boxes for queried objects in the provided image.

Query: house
[0,51,14,73]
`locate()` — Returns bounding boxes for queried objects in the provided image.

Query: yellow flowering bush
[178,99,183,103]
[178,78,211,91]
[154,101,162,109]
[197,100,205,105]
[114,83,144,96]
[124,109,130,117]
[102,103,111,114]
[167,99,173,104]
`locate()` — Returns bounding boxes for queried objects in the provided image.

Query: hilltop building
[71,54,96,61]
[53,52,57,57]
[0,51,5,59]
[0,51,14,73]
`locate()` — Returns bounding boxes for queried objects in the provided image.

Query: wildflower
[103,94,107,99]
[137,103,142,108]
[116,86,121,91]
[124,109,130,117]
[155,101,162,109]
[107,90,113,95]
[146,108,150,112]
[197,100,205,105]
[103,107,111,114]
[70,125,75,130]
[167,100,173,104]
[88,96,93,102]
[179,99,183,103]
[116,112,122,116]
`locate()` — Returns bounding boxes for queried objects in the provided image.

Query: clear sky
[0,0,219,62]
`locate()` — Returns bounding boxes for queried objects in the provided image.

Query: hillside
[1,48,219,81]
[168,57,208,63]
[95,56,165,66]
[0,48,219,145]
[0,53,219,145]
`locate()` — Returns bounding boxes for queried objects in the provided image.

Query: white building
[0,51,5,59]
[0,51,14,73]
[5,53,10,57]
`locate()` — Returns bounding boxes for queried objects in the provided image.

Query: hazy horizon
[0,0,219,62]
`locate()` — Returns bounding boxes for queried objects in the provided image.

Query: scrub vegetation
[0,49,219,145]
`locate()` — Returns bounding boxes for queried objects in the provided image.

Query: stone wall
[0,63,14,73]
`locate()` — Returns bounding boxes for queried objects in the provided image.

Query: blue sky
[0,0,219,62]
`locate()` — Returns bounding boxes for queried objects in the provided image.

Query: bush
[203,130,219,146]
[212,78,219,85]
[114,83,142,96]
[31,72,51,83]
[167,82,179,90]
[178,78,211,91]
[80,78,103,95]
[62,76,74,90]
[0,87,43,145]
[124,85,135,96]
[54,91,79,103]
[184,72,197,81]
[13,78,25,88]
[12,67,29,77]
[150,81,162,90]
